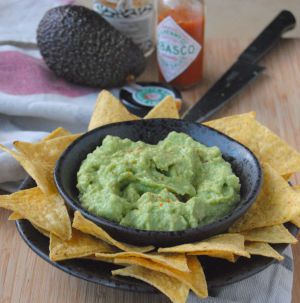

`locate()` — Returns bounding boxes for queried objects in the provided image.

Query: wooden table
[1,38,299,303]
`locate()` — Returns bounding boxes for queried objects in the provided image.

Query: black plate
[16,177,298,292]
[54,119,262,247]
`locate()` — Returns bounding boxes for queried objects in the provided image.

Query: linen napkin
[0,0,74,45]
[0,45,99,191]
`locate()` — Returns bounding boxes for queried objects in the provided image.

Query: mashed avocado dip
[77,132,240,231]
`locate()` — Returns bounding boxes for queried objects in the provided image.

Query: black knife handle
[182,62,264,123]
[239,10,296,64]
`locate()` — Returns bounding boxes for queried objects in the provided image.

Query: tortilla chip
[204,112,256,130]
[12,134,79,194]
[293,185,300,192]
[114,256,208,299]
[283,174,293,181]
[291,217,300,228]
[291,186,300,227]
[42,127,71,141]
[112,265,190,303]
[204,112,257,151]
[8,212,50,237]
[72,211,154,253]
[188,251,238,262]
[174,99,182,111]
[230,164,300,232]
[245,242,284,261]
[205,112,300,176]
[8,212,24,220]
[50,229,115,261]
[241,224,297,244]
[95,252,189,272]
[158,233,249,258]
[0,134,79,194]
[88,90,139,131]
[85,255,115,263]
[0,187,71,240]
[32,224,50,238]
[144,95,180,119]
[12,127,72,200]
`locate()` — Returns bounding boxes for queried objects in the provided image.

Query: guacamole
[77,132,240,231]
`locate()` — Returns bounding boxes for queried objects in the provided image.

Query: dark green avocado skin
[37,5,146,88]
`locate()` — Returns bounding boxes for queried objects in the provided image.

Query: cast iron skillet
[15,176,299,292]
[54,119,262,247]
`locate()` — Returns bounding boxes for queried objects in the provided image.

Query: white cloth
[0,0,73,44]
[0,45,98,191]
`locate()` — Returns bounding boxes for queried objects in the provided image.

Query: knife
[182,10,296,123]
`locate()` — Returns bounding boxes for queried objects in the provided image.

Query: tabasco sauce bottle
[157,0,205,89]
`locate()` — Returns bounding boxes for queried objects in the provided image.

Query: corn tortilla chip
[72,211,154,253]
[8,212,24,220]
[230,164,300,232]
[291,186,300,227]
[283,174,293,181]
[42,127,71,141]
[8,212,50,237]
[32,224,50,238]
[241,224,297,244]
[144,95,180,119]
[205,112,300,176]
[7,128,72,204]
[158,233,249,258]
[95,252,189,272]
[88,90,139,131]
[114,256,208,299]
[50,229,115,261]
[245,242,284,261]
[0,187,71,240]
[112,265,190,303]
[187,250,238,262]
[12,134,79,194]
[85,255,115,263]
[293,185,300,192]
[204,112,257,152]
[174,99,182,111]
[87,253,117,263]
[204,112,256,130]
[291,217,300,228]
[0,134,79,194]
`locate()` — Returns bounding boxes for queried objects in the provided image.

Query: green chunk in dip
[77,132,240,231]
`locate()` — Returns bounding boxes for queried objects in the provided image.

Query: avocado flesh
[37,5,146,88]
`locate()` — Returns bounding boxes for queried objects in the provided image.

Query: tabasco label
[157,16,202,82]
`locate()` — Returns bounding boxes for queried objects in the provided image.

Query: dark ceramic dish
[16,177,299,292]
[54,119,262,247]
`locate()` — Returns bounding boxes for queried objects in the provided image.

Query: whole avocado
[37,5,146,87]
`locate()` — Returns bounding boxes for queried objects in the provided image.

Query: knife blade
[182,10,296,123]
[183,61,264,123]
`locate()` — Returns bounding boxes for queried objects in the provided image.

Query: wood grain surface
[0,38,299,303]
